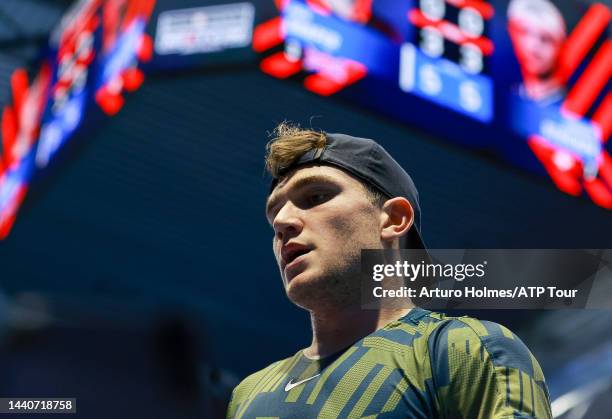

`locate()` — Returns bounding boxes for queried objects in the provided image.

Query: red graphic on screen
[1,67,50,172]
[0,66,52,239]
[95,0,155,115]
[253,0,368,96]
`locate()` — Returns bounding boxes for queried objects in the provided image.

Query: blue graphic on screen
[282,0,398,79]
[98,19,146,88]
[398,43,493,122]
[510,94,602,173]
[36,91,86,168]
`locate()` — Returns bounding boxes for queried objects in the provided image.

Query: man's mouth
[281,243,312,268]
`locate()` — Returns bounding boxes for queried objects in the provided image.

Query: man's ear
[379,197,414,244]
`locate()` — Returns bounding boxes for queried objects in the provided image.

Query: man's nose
[273,202,303,242]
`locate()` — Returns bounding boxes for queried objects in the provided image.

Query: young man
[227,124,553,418]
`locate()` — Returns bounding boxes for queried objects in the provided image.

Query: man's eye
[308,192,330,206]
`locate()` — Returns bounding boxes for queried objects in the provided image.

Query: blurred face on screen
[507,0,566,100]
[508,17,563,78]
[266,165,382,311]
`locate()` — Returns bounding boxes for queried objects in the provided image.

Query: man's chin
[284,269,313,293]
[284,271,326,308]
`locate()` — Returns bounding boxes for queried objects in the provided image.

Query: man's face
[509,17,564,78]
[266,165,383,310]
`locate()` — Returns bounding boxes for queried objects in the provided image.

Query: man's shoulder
[427,313,539,370]
[421,311,547,394]
[406,309,527,345]
[227,354,295,418]
[229,351,300,405]
[393,309,542,375]
[233,358,288,393]
[421,312,552,418]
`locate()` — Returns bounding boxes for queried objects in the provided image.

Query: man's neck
[303,306,413,359]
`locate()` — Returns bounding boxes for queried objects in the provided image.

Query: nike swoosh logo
[284,374,321,391]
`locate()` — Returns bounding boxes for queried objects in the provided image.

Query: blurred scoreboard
[254,0,611,208]
[400,0,495,121]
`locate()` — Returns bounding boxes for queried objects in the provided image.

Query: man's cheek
[328,213,357,231]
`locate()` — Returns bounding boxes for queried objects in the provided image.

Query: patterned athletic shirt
[227,308,552,419]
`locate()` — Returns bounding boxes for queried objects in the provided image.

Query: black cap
[270,132,426,250]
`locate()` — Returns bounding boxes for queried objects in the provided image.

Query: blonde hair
[265,122,327,178]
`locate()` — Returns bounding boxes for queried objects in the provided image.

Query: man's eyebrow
[266,174,338,217]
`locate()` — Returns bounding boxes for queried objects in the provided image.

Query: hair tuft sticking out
[265,122,327,178]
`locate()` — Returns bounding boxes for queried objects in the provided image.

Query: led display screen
[0,0,610,240]
[254,0,610,208]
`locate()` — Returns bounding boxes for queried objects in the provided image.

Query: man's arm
[428,318,553,419]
